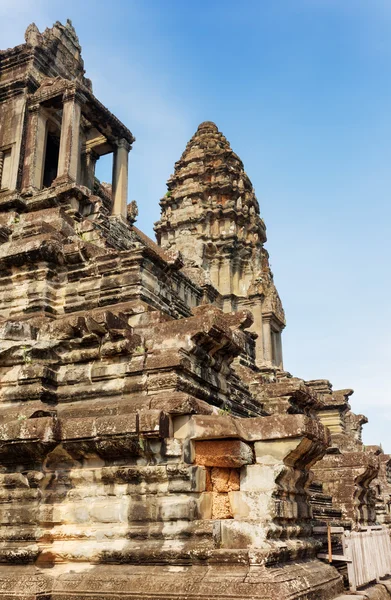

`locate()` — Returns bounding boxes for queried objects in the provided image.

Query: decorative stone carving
[155,122,285,368]
[127,199,138,224]
[0,17,388,600]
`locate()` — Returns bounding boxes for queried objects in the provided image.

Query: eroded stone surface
[0,16,388,600]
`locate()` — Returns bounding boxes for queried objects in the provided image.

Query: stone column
[262,317,272,365]
[220,256,233,311]
[21,104,47,193]
[55,88,84,186]
[251,300,264,367]
[271,329,278,365]
[208,258,220,292]
[84,148,99,191]
[276,331,283,369]
[232,257,241,296]
[112,138,130,218]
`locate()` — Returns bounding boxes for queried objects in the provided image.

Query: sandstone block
[195,439,253,468]
[237,413,329,445]
[0,416,55,442]
[138,410,170,438]
[164,437,182,457]
[96,414,138,436]
[89,500,126,524]
[228,490,271,520]
[219,520,268,549]
[255,437,309,466]
[241,464,279,493]
[173,414,238,440]
[0,473,29,489]
[211,492,233,519]
[167,465,206,492]
[157,496,198,521]
[209,467,240,493]
[59,417,96,440]
[198,491,213,519]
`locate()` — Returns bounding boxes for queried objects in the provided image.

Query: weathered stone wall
[0,17,388,600]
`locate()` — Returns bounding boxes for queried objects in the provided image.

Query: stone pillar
[84,149,99,191]
[220,255,233,311]
[262,317,272,364]
[276,331,283,369]
[250,299,264,367]
[112,138,130,218]
[232,257,241,296]
[55,89,84,186]
[218,251,233,298]
[271,329,278,365]
[22,104,47,192]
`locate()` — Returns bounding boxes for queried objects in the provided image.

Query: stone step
[311,509,342,520]
[309,492,334,506]
[0,520,216,543]
[309,482,324,493]
[309,480,344,522]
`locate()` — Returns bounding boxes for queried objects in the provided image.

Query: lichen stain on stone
[0,16,387,600]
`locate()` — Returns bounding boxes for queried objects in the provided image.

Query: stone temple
[0,19,390,600]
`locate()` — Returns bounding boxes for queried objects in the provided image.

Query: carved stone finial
[64,18,81,47]
[24,23,41,46]
[127,200,138,225]
[197,121,218,133]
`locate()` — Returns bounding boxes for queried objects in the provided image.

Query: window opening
[0,149,12,190]
[42,132,60,188]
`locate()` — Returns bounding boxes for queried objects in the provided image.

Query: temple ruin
[0,19,390,599]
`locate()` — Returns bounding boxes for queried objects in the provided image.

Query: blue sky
[2,1,390,449]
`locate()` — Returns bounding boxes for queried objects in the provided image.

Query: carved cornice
[62,86,87,105]
[116,138,132,152]
[28,78,135,146]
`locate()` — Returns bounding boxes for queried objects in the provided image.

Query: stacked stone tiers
[155,121,285,369]
[0,17,389,600]
[0,179,345,597]
[155,121,267,256]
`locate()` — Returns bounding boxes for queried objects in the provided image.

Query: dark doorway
[43,133,60,188]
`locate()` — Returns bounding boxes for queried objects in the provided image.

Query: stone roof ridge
[131,225,184,267]
[61,19,81,51]
[35,19,81,52]
[23,19,87,86]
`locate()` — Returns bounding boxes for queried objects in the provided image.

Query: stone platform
[0,562,343,600]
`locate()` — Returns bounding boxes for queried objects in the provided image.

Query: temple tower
[0,19,133,221]
[3,18,386,599]
[155,121,285,369]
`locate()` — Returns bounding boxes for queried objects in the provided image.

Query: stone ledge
[194,439,253,467]
[173,413,329,446]
[0,560,343,599]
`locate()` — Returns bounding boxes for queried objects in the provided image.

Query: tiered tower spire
[155,121,285,369]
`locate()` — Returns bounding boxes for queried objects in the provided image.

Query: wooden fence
[316,525,391,592]
[344,526,391,592]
